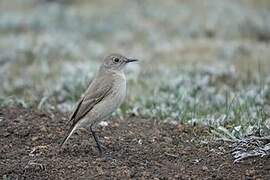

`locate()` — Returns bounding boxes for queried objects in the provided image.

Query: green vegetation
[1,0,270,140]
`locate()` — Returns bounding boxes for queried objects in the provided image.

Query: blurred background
[1,0,270,139]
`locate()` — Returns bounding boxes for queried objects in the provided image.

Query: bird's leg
[90,124,103,155]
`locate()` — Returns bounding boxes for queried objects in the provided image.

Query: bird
[60,53,138,154]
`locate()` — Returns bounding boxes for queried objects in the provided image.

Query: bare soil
[0,107,269,179]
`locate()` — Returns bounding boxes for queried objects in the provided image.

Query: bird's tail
[60,123,78,148]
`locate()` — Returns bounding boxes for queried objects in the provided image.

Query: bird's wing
[68,74,114,128]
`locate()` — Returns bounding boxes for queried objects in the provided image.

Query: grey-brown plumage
[60,54,138,153]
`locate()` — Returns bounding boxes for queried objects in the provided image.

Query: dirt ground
[0,107,269,179]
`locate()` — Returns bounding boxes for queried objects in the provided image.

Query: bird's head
[101,53,138,71]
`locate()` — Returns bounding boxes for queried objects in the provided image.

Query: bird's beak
[126,58,138,63]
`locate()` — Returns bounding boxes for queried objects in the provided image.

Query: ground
[0,107,269,179]
[1,0,270,179]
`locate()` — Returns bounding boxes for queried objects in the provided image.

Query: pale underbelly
[79,80,126,127]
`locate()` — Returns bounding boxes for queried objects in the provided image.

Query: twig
[164,152,179,158]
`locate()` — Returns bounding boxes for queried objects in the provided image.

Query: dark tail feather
[60,124,77,147]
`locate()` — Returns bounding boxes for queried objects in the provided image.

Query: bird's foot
[99,152,115,162]
[99,143,107,151]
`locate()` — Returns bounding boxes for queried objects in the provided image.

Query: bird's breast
[105,72,126,113]
[111,72,127,105]
[90,72,126,121]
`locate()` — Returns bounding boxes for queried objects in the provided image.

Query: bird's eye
[113,58,120,63]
